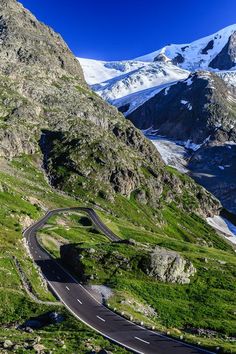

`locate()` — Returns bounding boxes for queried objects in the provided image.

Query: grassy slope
[37,181,235,352]
[0,154,235,353]
[0,155,128,354]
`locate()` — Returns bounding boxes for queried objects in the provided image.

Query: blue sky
[20,0,236,61]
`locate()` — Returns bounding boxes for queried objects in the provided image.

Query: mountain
[0,0,222,217]
[136,24,236,71]
[128,71,236,143]
[79,58,190,115]
[0,2,235,353]
[127,71,236,213]
[79,25,236,115]
[79,25,236,214]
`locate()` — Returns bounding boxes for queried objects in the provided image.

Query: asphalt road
[24,207,215,354]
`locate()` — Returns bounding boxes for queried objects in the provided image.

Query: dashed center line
[96,315,105,322]
[77,299,82,304]
[66,286,70,291]
[134,337,150,345]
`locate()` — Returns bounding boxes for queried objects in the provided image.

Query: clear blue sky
[20,0,236,61]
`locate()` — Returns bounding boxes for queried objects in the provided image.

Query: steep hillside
[127,71,236,213]
[128,71,236,144]
[0,1,235,353]
[0,0,221,217]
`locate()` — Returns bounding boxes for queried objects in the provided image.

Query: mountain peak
[135,24,236,71]
[0,0,85,83]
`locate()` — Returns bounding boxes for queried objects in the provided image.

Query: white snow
[79,58,189,113]
[185,77,193,86]
[217,70,236,88]
[184,139,202,151]
[207,216,236,244]
[78,24,236,130]
[180,100,192,110]
[148,136,190,173]
[164,86,170,95]
[135,24,236,71]
[78,58,144,85]
[187,103,192,110]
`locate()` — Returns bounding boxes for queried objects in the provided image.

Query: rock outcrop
[141,246,196,284]
[0,0,222,218]
[209,32,236,70]
[127,71,236,145]
[127,71,236,212]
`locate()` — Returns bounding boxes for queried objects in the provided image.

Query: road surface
[24,207,214,354]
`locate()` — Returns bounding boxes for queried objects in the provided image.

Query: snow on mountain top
[78,58,146,85]
[78,57,189,114]
[78,24,236,116]
[93,61,189,102]
[135,24,236,71]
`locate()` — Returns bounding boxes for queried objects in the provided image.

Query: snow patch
[148,136,190,173]
[185,77,193,86]
[181,100,192,110]
[207,216,236,244]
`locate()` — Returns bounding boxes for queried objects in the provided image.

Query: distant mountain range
[79,25,236,213]
[79,24,236,115]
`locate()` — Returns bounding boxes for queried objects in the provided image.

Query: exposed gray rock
[128,71,236,145]
[153,53,171,63]
[209,32,236,70]
[3,340,13,349]
[142,246,196,284]
[172,53,185,66]
[201,40,214,54]
[0,0,222,221]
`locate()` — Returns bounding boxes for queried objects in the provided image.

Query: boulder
[142,246,196,284]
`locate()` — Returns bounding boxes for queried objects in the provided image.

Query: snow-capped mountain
[79,25,236,115]
[136,24,236,71]
[79,24,236,214]
[79,58,189,115]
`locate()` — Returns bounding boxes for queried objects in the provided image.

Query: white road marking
[39,255,41,258]
[96,315,105,322]
[134,337,150,345]
[77,298,82,304]
[66,286,70,291]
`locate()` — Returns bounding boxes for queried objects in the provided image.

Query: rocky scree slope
[127,71,236,213]
[0,0,221,218]
[128,71,236,144]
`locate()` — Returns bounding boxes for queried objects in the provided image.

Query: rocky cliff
[127,71,236,145]
[0,0,222,218]
[127,71,236,212]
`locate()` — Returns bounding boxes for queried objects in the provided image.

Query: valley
[0,1,235,353]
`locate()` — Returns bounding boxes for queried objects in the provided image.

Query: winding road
[23,207,214,354]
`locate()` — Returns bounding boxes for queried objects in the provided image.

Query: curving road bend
[23,208,214,354]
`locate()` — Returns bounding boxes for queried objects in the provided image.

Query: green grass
[0,155,129,353]
[0,154,235,353]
